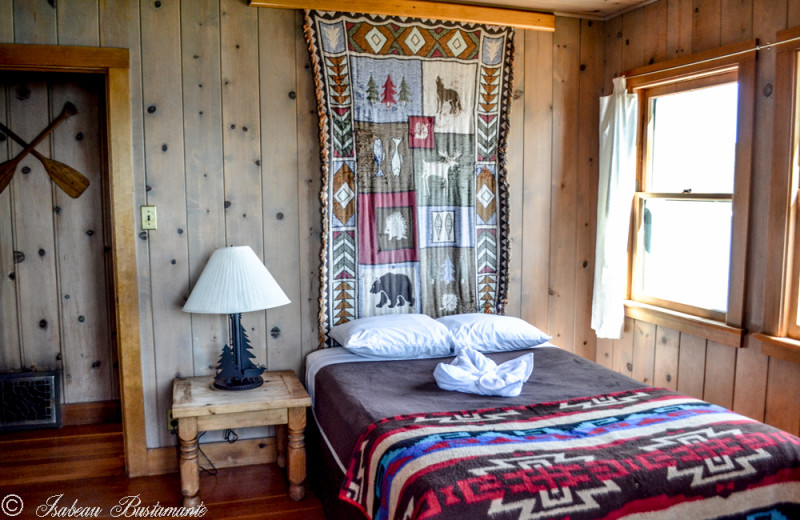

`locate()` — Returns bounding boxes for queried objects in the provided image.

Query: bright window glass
[634,77,738,317]
[640,198,731,313]
[648,82,738,194]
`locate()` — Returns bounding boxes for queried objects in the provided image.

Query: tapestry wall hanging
[305,10,514,344]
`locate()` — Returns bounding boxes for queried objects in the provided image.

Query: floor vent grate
[0,371,61,431]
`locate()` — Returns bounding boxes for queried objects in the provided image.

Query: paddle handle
[5,102,78,165]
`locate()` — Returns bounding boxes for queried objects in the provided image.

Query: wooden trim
[0,45,145,478]
[0,44,128,71]
[637,193,733,200]
[624,300,744,348]
[752,332,800,366]
[624,40,757,89]
[763,32,800,337]
[62,400,122,426]
[248,0,555,32]
[628,43,755,330]
[145,438,276,475]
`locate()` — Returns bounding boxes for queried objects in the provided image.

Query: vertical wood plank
[140,0,191,446]
[702,340,735,408]
[8,80,61,373]
[621,8,645,71]
[612,317,635,378]
[13,0,56,44]
[51,77,113,403]
[520,29,553,331]
[643,2,669,65]
[0,83,21,372]
[574,19,603,361]
[667,0,694,57]
[596,338,613,369]
[603,14,622,94]
[632,321,656,385]
[790,3,800,27]
[765,357,800,435]
[123,0,160,448]
[548,16,580,351]
[99,0,129,48]
[57,0,99,46]
[260,8,303,373]
[692,0,722,52]
[732,336,767,421]
[653,326,680,390]
[677,333,707,399]
[181,0,226,377]
[746,0,787,332]
[296,10,322,358]
[720,0,753,45]
[220,0,267,365]
[0,0,13,42]
[505,30,525,319]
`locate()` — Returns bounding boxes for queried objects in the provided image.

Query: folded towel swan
[433,347,534,397]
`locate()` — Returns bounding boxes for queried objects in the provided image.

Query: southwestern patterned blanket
[340,388,800,520]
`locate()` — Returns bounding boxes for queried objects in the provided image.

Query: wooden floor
[0,424,326,520]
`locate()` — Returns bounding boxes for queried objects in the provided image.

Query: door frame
[0,43,146,476]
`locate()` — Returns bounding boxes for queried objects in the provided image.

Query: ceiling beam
[248,0,555,32]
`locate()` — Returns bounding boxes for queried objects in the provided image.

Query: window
[625,41,756,332]
[781,51,800,339]
[762,27,800,342]
[632,74,737,321]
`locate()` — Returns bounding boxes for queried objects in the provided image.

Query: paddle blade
[40,156,90,198]
[0,162,17,194]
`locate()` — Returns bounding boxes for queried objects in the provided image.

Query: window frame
[762,27,800,342]
[623,40,757,339]
[631,71,738,322]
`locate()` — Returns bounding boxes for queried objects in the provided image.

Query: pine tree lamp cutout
[183,246,290,391]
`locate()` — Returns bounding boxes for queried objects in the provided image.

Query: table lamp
[183,246,290,390]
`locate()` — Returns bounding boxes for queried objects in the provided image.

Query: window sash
[783,51,800,339]
[630,70,740,321]
[630,193,732,322]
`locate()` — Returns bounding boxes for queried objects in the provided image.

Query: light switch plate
[141,205,157,230]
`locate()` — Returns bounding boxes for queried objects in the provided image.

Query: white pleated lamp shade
[182,246,290,314]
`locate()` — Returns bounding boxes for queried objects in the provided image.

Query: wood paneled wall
[2,1,608,449]
[598,0,800,436]
[5,0,798,450]
[0,79,115,404]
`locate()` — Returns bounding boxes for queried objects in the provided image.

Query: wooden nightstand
[171,370,311,507]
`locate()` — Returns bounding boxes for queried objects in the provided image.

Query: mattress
[306,346,800,520]
[306,345,645,474]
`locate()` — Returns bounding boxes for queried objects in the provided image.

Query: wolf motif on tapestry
[305,11,514,343]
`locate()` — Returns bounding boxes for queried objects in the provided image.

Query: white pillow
[436,313,551,352]
[329,314,453,359]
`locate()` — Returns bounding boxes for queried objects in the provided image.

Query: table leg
[276,424,287,469]
[287,407,306,501]
[178,417,200,508]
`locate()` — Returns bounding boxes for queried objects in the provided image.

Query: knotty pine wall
[596,0,800,437]
[0,73,116,405]
[1,0,602,449]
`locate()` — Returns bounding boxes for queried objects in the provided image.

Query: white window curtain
[591,76,638,339]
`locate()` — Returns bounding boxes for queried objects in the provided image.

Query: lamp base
[213,375,263,391]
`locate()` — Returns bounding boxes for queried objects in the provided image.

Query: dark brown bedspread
[313,347,646,466]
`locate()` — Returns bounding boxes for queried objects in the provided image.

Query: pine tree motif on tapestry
[306,11,514,344]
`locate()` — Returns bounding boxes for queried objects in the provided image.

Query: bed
[306,330,800,520]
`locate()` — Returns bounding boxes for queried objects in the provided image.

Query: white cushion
[329,314,453,359]
[436,313,551,352]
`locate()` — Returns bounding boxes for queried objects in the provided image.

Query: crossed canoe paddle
[0,102,90,198]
